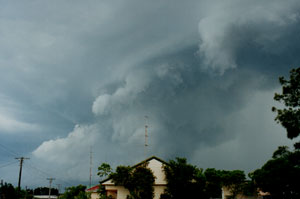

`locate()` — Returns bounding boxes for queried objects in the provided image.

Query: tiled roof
[86,185,100,192]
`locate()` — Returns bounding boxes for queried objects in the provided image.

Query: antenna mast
[144,116,149,157]
[89,147,93,188]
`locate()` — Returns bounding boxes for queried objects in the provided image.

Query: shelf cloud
[0,0,299,187]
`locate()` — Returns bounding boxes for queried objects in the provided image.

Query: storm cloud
[0,0,299,188]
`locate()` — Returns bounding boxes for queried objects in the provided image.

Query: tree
[110,163,155,199]
[0,183,18,199]
[109,166,132,187]
[220,170,246,198]
[20,188,34,199]
[161,157,206,199]
[98,163,112,178]
[59,185,89,199]
[204,168,222,198]
[127,165,155,199]
[249,67,300,198]
[34,187,58,196]
[97,163,114,199]
[251,146,300,199]
[272,67,300,148]
[0,182,34,199]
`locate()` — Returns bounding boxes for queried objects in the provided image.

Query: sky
[0,0,300,190]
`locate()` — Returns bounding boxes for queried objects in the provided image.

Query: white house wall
[147,158,167,185]
[102,157,167,199]
[153,186,166,199]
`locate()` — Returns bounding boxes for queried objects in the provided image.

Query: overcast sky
[0,0,300,190]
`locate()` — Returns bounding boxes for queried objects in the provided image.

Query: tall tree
[161,158,206,199]
[110,163,155,199]
[98,163,112,179]
[272,67,300,148]
[204,168,222,198]
[221,170,246,198]
[251,146,300,199]
[0,183,18,199]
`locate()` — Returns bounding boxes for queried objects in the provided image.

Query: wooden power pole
[15,157,29,191]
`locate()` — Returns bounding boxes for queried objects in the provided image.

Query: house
[33,196,58,199]
[222,187,256,199]
[86,185,100,199]
[94,156,168,199]
[222,186,271,199]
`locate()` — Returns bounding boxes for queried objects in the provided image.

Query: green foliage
[128,166,155,199]
[59,185,89,199]
[161,157,206,199]
[98,163,112,178]
[249,68,300,198]
[0,182,33,199]
[0,183,18,199]
[75,191,90,199]
[272,145,290,159]
[162,158,253,199]
[98,158,254,199]
[110,163,155,199]
[251,146,300,199]
[273,67,300,148]
[34,187,58,195]
[19,189,34,199]
[221,170,246,198]
[204,168,222,198]
[240,180,256,197]
[110,166,132,186]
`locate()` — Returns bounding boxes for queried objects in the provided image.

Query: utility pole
[47,178,55,199]
[15,157,29,191]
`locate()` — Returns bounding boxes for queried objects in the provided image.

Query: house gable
[101,156,167,186]
[100,156,167,199]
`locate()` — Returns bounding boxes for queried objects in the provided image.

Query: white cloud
[92,94,111,115]
[33,125,97,161]
[32,124,104,181]
[92,70,152,116]
[0,113,39,133]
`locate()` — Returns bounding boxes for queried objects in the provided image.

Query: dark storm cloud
[0,0,299,187]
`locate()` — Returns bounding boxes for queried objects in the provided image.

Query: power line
[0,143,20,157]
[22,163,72,190]
[24,162,74,187]
[0,161,18,169]
[25,162,51,178]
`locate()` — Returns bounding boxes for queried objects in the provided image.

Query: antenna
[89,146,93,188]
[144,116,149,157]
